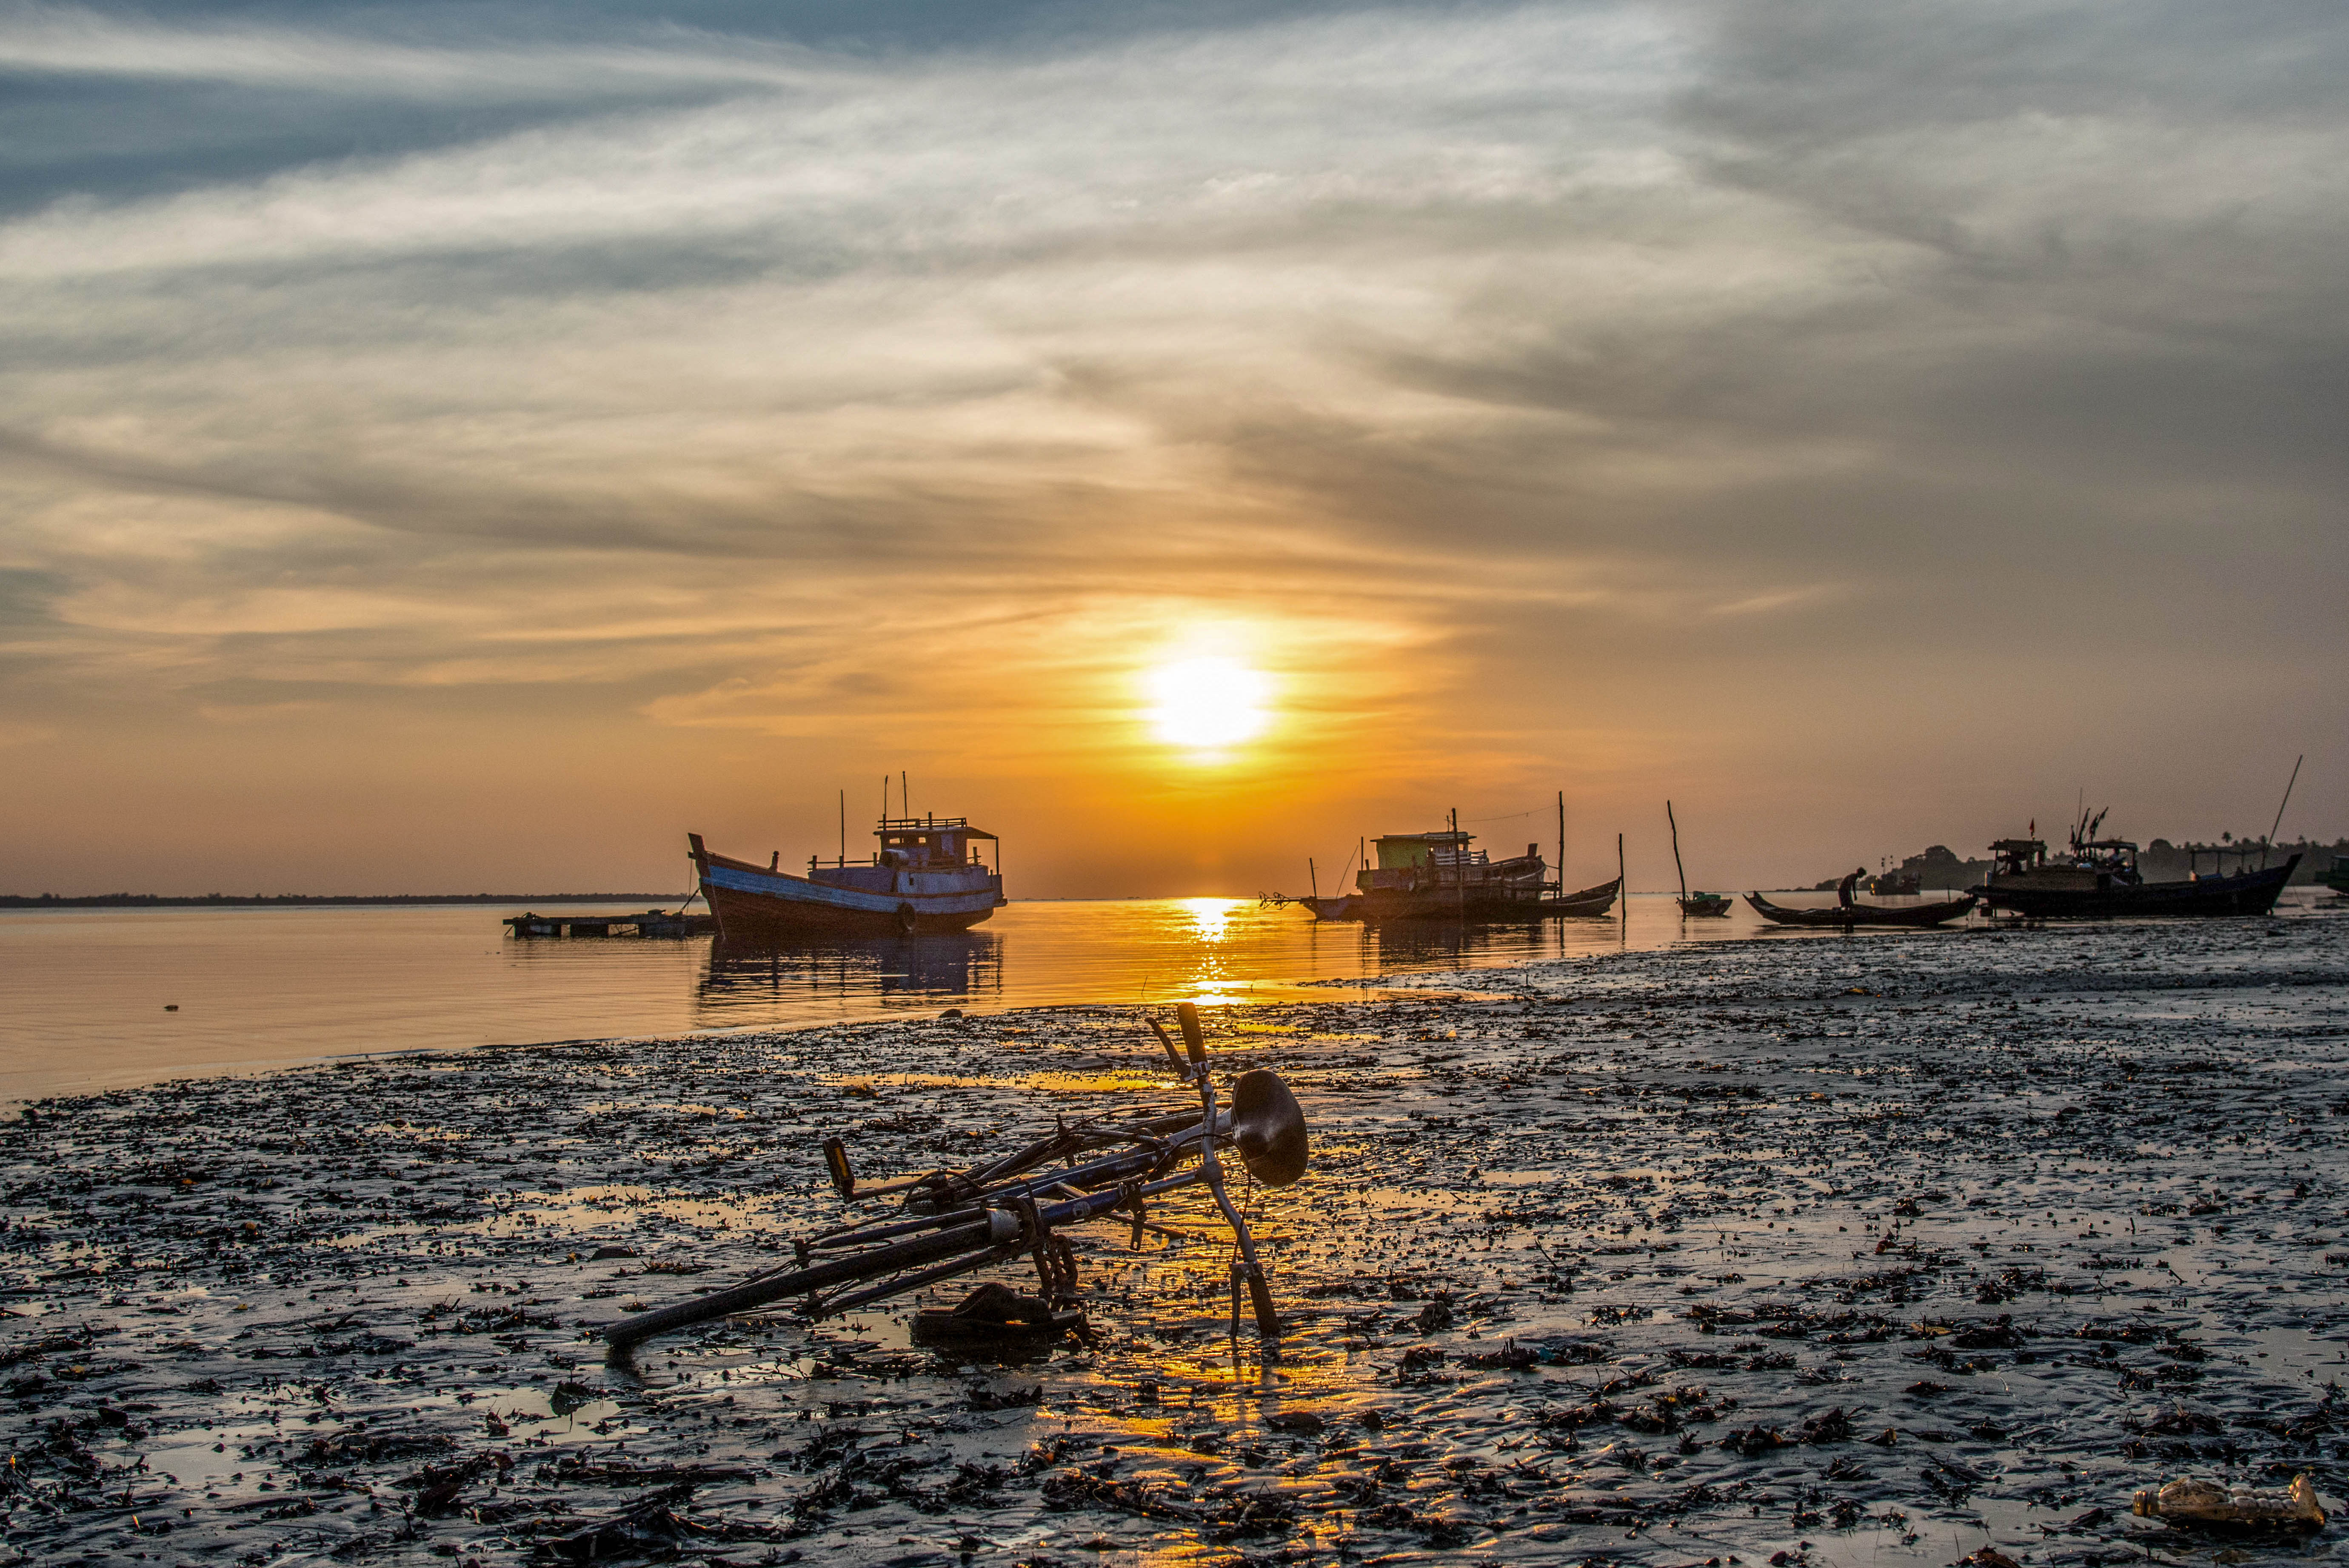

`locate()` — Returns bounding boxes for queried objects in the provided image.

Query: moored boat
[1313,820,1546,922]
[1973,828,2295,919]
[1745,891,1977,928]
[1666,801,1731,917]
[1306,871,1620,921]
[1746,872,1976,928]
[690,816,1005,941]
[1546,875,1624,917]
[1307,808,1617,922]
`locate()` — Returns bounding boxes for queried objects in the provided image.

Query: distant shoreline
[0,893,683,909]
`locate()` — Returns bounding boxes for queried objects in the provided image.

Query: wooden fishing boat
[689,817,1005,941]
[1744,883,1977,928]
[1975,817,2298,919]
[1545,875,1622,917]
[1664,801,1730,916]
[1302,812,1541,922]
[1976,841,2296,919]
[1309,874,1620,921]
[1307,809,1624,922]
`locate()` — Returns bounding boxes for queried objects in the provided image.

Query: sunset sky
[3,1,2343,897]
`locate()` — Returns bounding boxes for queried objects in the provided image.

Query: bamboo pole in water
[1668,800,1690,903]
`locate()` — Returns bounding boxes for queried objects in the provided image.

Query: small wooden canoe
[1540,875,1621,917]
[1744,891,1977,928]
[1678,893,1732,917]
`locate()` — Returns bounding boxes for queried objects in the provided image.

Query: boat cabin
[1356,830,1544,893]
[1359,831,1472,891]
[876,816,995,871]
[1989,837,2045,870]
[808,815,998,881]
[1986,834,2138,894]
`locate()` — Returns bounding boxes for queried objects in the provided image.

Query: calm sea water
[0,892,1887,1102]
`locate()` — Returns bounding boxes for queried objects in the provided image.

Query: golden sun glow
[1178,896,1242,942]
[1145,656,1271,750]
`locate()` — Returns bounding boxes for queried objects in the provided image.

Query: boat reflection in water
[697,933,1004,1023]
[1353,910,1622,974]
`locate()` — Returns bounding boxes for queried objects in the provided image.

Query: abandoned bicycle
[602,1003,1310,1351]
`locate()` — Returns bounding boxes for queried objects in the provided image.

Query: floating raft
[503,909,715,938]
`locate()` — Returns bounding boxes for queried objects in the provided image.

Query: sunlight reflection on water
[3,892,1879,1101]
[1178,896,1241,943]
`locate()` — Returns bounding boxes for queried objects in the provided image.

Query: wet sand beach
[5,903,2347,1567]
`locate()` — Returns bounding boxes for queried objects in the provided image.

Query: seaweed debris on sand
[4,905,2347,1566]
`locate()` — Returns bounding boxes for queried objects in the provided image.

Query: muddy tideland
[6,905,2349,1568]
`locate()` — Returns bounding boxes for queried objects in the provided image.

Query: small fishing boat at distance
[1746,871,1976,928]
[1666,800,1731,917]
[689,815,1005,941]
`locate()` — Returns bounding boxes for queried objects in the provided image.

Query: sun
[1145,656,1271,750]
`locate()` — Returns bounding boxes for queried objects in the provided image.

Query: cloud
[0,3,839,99]
[0,0,2343,890]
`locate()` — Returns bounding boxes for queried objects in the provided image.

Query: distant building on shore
[1814,845,1987,893]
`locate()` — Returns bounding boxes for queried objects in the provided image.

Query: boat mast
[839,788,846,866]
[2265,754,2303,870]
[1453,806,1464,921]
[1617,833,1626,923]
[1667,800,1689,903]
[1556,791,1565,898]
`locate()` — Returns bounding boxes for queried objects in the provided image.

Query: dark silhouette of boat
[1304,810,1618,922]
[1311,871,1620,922]
[1666,801,1730,916]
[1974,819,2296,919]
[1746,871,1976,928]
[689,815,1005,940]
[1546,874,1624,917]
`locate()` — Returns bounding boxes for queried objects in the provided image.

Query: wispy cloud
[0,0,2343,891]
[0,3,837,97]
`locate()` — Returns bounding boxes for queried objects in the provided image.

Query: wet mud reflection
[4,903,2347,1565]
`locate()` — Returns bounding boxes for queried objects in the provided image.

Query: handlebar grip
[821,1137,854,1200]
[1176,1002,1207,1065]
